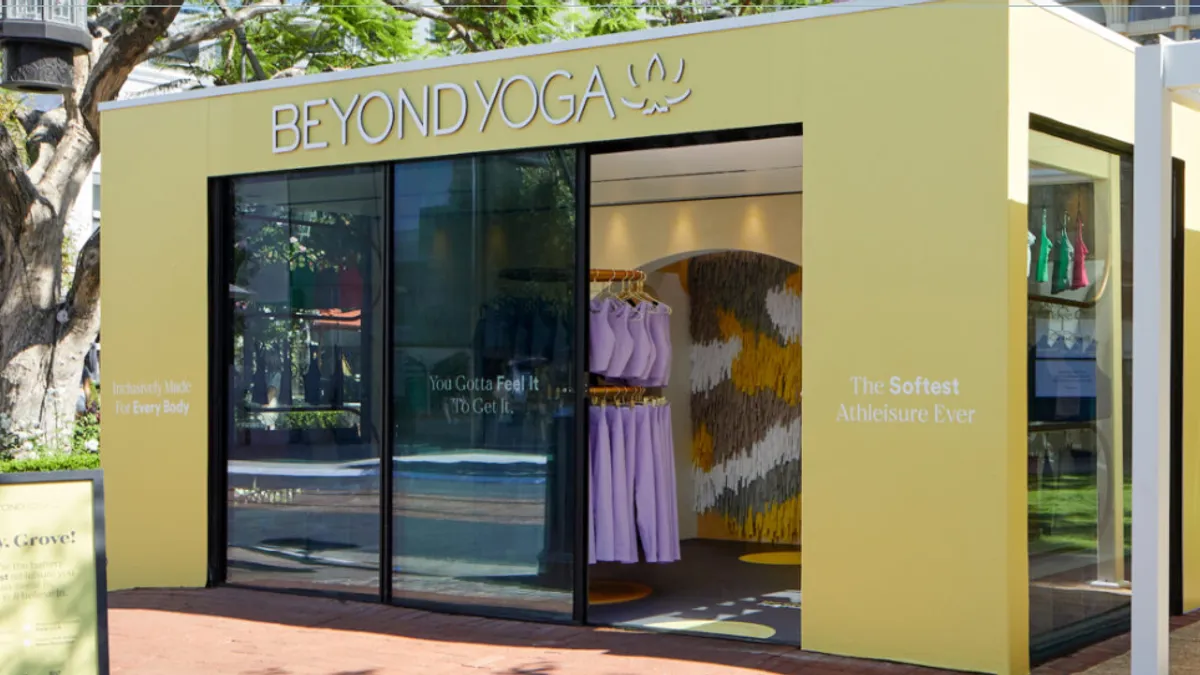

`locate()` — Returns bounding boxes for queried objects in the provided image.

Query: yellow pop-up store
[98,1,1200,673]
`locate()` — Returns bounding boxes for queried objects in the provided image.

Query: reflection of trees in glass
[232,183,377,418]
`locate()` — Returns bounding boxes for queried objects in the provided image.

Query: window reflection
[391,151,579,618]
[1027,138,1132,658]
[226,167,386,596]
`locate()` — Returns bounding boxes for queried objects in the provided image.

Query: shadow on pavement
[107,587,964,675]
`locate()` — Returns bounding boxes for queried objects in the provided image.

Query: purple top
[635,308,671,387]
[605,300,634,379]
[622,302,655,381]
[652,309,673,386]
[588,298,615,375]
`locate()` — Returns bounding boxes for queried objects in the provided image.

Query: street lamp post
[0,0,91,93]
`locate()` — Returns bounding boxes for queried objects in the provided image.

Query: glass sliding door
[390,150,580,619]
[224,166,387,597]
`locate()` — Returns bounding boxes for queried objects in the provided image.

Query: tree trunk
[0,312,83,441]
[0,198,100,446]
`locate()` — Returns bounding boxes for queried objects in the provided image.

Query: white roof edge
[1027,0,1138,52]
[99,0,935,112]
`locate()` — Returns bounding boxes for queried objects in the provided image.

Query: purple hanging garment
[657,401,676,559]
[658,403,681,562]
[591,405,615,562]
[622,303,655,381]
[587,405,600,565]
[624,401,643,559]
[633,403,659,562]
[643,308,672,387]
[606,406,635,563]
[589,298,615,375]
[605,300,635,378]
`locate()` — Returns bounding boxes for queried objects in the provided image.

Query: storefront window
[225,167,387,596]
[391,151,579,618]
[1027,132,1132,658]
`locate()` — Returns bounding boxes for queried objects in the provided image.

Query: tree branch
[385,1,490,51]
[34,1,184,214]
[143,0,283,63]
[25,109,66,184]
[0,124,41,230]
[61,227,100,344]
[215,0,267,81]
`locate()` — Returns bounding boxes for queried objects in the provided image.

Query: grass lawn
[1029,472,1132,557]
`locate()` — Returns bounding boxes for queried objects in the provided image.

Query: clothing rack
[1029,254,1112,308]
[589,385,644,395]
[590,269,645,283]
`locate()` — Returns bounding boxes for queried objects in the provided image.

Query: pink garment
[1071,217,1089,290]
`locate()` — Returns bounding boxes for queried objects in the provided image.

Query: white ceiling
[591,136,803,206]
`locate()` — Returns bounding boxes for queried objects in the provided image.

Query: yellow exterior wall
[1008,2,1200,611]
[798,4,1024,673]
[100,2,1199,673]
[100,101,212,589]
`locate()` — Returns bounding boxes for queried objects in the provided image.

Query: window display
[1026,131,1132,660]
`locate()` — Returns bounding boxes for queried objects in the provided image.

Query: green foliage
[191,0,419,85]
[72,413,101,455]
[278,410,356,430]
[0,453,101,474]
[419,0,835,50]
[582,0,648,37]
[0,89,28,166]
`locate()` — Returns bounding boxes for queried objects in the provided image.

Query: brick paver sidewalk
[105,587,1151,674]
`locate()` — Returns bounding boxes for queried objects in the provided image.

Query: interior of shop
[1025,138,1133,659]
[585,135,804,644]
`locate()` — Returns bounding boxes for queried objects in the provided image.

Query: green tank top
[1035,210,1052,283]
[1052,222,1073,294]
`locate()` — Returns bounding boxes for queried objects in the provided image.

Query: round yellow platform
[739,551,802,566]
[634,618,777,640]
[588,580,652,605]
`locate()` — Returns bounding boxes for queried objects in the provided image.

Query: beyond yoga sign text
[271,53,692,154]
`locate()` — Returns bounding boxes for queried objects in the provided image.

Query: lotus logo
[621,53,691,116]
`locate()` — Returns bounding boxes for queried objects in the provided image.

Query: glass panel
[226,166,387,597]
[8,0,41,20]
[1129,0,1173,22]
[1027,132,1132,656]
[391,151,578,618]
[49,0,71,23]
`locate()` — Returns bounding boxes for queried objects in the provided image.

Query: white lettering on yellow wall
[271,54,688,154]
[835,375,977,425]
[111,380,195,417]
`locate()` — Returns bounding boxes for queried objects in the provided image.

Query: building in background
[1062,0,1200,42]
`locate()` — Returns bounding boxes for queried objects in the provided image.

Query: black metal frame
[380,164,396,604]
[207,123,805,629]
[573,146,592,625]
[1170,156,1186,616]
[207,178,229,586]
[1027,114,1187,665]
